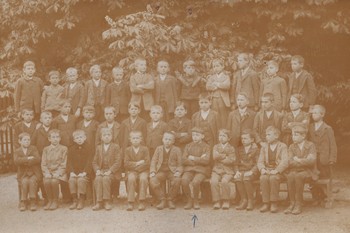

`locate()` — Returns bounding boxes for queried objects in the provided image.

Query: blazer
[52,114,77,147]
[92,143,122,179]
[14,145,42,181]
[13,120,39,149]
[124,146,150,173]
[231,67,260,107]
[150,145,183,174]
[288,70,317,108]
[14,76,44,113]
[146,121,169,150]
[105,81,131,115]
[236,143,259,174]
[41,85,64,112]
[281,111,310,145]
[206,72,231,107]
[192,110,220,144]
[67,143,93,176]
[83,79,108,107]
[154,75,178,113]
[182,141,211,176]
[31,125,51,155]
[95,121,121,146]
[168,117,192,146]
[129,72,154,111]
[287,140,318,180]
[309,122,337,165]
[226,108,256,147]
[212,143,236,176]
[62,82,85,114]
[76,119,99,148]
[253,110,283,143]
[41,144,68,182]
[120,117,147,150]
[260,76,288,111]
[257,141,288,173]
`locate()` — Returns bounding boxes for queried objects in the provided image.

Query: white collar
[43,125,50,132]
[132,146,140,153]
[269,143,278,151]
[152,121,159,128]
[315,121,323,130]
[200,110,210,119]
[241,66,249,76]
[292,109,301,118]
[297,141,305,151]
[103,144,110,151]
[239,107,247,116]
[92,79,100,86]
[69,82,77,89]
[83,120,92,127]
[265,111,273,118]
[295,71,302,78]
[61,115,69,122]
[24,122,31,128]
[160,74,167,81]
[244,145,252,153]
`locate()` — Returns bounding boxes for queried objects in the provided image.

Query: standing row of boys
[13,54,336,215]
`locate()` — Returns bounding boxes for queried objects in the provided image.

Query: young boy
[154,60,178,122]
[259,60,288,112]
[32,111,53,156]
[92,128,122,211]
[227,92,256,148]
[41,129,68,210]
[254,93,283,146]
[84,64,108,122]
[168,101,192,151]
[105,66,131,122]
[41,70,64,117]
[146,105,169,157]
[124,131,150,211]
[288,55,317,111]
[191,93,220,148]
[257,126,288,213]
[13,108,39,149]
[206,58,231,124]
[62,67,85,118]
[76,105,99,148]
[120,102,147,151]
[150,132,183,210]
[68,130,93,210]
[210,129,236,210]
[129,58,154,119]
[230,53,260,110]
[14,133,42,211]
[309,105,337,204]
[285,124,317,215]
[14,61,44,118]
[95,106,121,146]
[181,127,211,210]
[234,129,259,211]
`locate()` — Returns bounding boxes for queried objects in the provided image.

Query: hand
[231,104,237,111]
[244,171,253,176]
[74,108,81,117]
[329,161,335,165]
[78,172,87,177]
[270,169,278,175]
[136,160,145,166]
[44,174,52,178]
[260,142,267,148]
[293,156,300,162]
[234,171,241,179]
[180,132,188,137]
[150,172,156,178]
[200,154,207,158]
[188,155,195,161]
[53,174,60,179]
[137,84,143,89]
[260,169,267,175]
[104,171,112,176]
[35,123,42,130]
[70,172,77,178]
[27,156,34,160]
[96,170,102,176]
[254,105,260,112]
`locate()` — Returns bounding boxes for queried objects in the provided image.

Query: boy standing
[95,106,121,146]
[41,70,64,117]
[76,106,99,148]
[13,108,39,149]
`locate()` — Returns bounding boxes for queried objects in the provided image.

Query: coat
[150,145,183,174]
[260,76,288,111]
[288,70,317,108]
[168,117,192,147]
[52,114,77,147]
[124,146,150,173]
[95,121,121,146]
[212,143,236,176]
[31,125,51,156]
[120,117,147,150]
[62,82,85,114]
[13,120,39,149]
[92,143,122,179]
[83,79,108,107]
[67,143,93,176]
[41,85,64,112]
[105,81,131,115]
[281,110,310,145]
[206,72,231,107]
[154,75,178,113]
[14,145,42,181]
[146,121,169,150]
[253,110,283,143]
[191,110,220,145]
[129,72,154,111]
[257,141,289,173]
[182,141,211,177]
[41,144,68,182]
[236,143,259,175]
[14,76,44,113]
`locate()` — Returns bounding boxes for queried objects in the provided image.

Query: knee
[181,178,190,186]
[192,179,202,187]
[139,176,148,184]
[150,177,159,187]
[269,175,280,182]
[210,178,219,186]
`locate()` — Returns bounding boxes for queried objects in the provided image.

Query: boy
[146,105,169,157]
[41,70,64,117]
[13,108,39,149]
[62,67,85,118]
[206,58,231,124]
[309,105,337,204]
[92,128,122,211]
[257,126,288,213]
[14,133,42,211]
[84,64,108,122]
[129,58,154,119]
[32,111,53,156]
[150,132,183,210]
[41,129,68,210]
[124,131,150,211]
[68,130,93,210]
[234,129,259,211]
[76,105,99,148]
[191,93,220,148]
[210,129,236,210]
[95,106,121,146]
[154,60,178,121]
[227,92,256,148]
[230,53,260,110]
[285,124,318,215]
[168,101,192,151]
[14,61,44,118]
[120,102,147,151]
[181,127,211,210]
[288,55,317,110]
[253,93,283,146]
[105,66,131,122]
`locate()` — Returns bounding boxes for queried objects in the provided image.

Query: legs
[69,176,88,210]
[286,171,309,215]
[93,175,113,210]
[260,174,281,213]
[19,176,38,211]
[126,171,149,211]
[43,178,60,210]
[181,171,206,210]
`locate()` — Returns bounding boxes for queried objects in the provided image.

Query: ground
[1,164,350,233]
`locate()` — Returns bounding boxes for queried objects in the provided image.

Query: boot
[44,199,52,210]
[168,200,176,209]
[92,202,103,211]
[104,200,112,211]
[260,203,270,213]
[156,199,166,210]
[236,199,248,210]
[213,202,221,210]
[246,199,254,211]
[292,203,302,215]
[127,202,134,211]
[138,200,145,211]
[30,198,37,211]
[222,200,230,210]
[69,197,78,210]
[193,199,200,210]
[284,202,295,214]
[49,199,58,210]
[19,201,26,211]
[77,198,84,210]
[184,198,193,210]
[270,202,278,213]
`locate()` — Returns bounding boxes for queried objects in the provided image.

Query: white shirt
[132,147,140,154]
[24,122,32,128]
[160,74,167,81]
[92,79,101,87]
[200,110,210,120]
[22,148,28,155]
[69,82,77,89]
[295,71,302,79]
[239,107,248,117]
[107,123,114,129]
[61,115,68,122]
[292,109,301,118]
[265,111,273,119]
[244,145,252,154]
[103,144,110,152]
[152,121,159,129]
[130,117,137,124]
[241,67,249,76]
[315,121,323,131]
[269,143,278,151]
[83,120,92,127]
[297,141,305,151]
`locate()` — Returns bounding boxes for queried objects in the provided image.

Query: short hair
[18,132,30,141]
[218,129,231,139]
[212,58,224,67]
[21,108,34,115]
[60,99,71,108]
[198,92,211,101]
[267,60,279,69]
[290,94,304,104]
[89,64,101,74]
[23,61,35,68]
[291,55,305,65]
[66,67,78,75]
[134,57,146,65]
[112,66,123,74]
[72,129,86,138]
[237,92,249,101]
[175,101,187,111]
[313,104,326,115]
[241,129,255,140]
[183,59,195,69]
[48,129,60,137]
[100,127,112,135]
[266,126,281,137]
[262,93,274,102]
[40,111,52,119]
[129,130,143,138]
[128,102,140,109]
[150,105,163,113]
[157,60,169,66]
[48,70,60,79]
[163,131,176,139]
[82,105,95,112]
[104,106,116,114]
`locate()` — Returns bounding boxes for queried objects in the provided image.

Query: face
[22,111,34,123]
[49,133,61,146]
[265,130,278,144]
[61,103,71,115]
[291,59,303,72]
[184,65,195,76]
[49,75,60,85]
[218,132,229,144]
[213,61,224,74]
[199,99,211,111]
[237,55,249,70]
[192,132,204,143]
[40,114,52,126]
[150,109,162,122]
[174,105,187,118]
[128,105,140,117]
[261,97,273,111]
[67,71,78,83]
[162,133,175,148]
[104,109,116,122]
[23,65,35,77]
[130,134,142,146]
[90,68,101,80]
[241,134,254,147]
[292,132,305,144]
[113,70,123,82]
[73,133,86,145]
[136,61,147,73]
[236,95,249,109]
[312,108,323,122]
[19,136,31,148]
[101,132,112,144]
[157,62,169,75]
[83,110,95,121]
[267,64,278,76]
[289,96,302,111]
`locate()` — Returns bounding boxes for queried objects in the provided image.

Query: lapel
[314,122,327,138]
[241,67,253,81]
[297,71,308,92]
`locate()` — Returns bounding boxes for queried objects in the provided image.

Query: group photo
[1,1,350,233]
